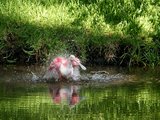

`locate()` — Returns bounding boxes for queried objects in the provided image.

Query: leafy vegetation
[0,0,160,67]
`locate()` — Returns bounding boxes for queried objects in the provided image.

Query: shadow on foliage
[0,0,160,66]
[0,10,125,65]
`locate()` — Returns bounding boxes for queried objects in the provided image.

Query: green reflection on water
[0,80,160,120]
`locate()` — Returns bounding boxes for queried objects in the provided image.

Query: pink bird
[48,55,86,81]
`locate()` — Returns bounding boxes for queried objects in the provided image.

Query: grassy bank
[0,0,160,67]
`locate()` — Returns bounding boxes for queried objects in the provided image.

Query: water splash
[31,72,39,81]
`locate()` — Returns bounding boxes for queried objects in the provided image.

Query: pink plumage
[48,55,86,81]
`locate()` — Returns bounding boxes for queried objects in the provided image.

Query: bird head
[69,55,86,70]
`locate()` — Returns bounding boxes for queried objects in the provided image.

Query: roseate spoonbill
[48,55,86,81]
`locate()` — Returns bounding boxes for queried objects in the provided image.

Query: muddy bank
[0,65,137,87]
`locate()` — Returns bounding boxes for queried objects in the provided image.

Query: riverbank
[0,0,160,67]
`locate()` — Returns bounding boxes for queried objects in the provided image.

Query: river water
[0,65,160,120]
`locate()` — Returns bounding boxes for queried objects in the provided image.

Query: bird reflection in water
[49,84,81,107]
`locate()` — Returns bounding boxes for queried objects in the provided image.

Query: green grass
[0,0,160,67]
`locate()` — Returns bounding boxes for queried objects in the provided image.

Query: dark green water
[0,66,160,120]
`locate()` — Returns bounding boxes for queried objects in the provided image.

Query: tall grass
[0,0,160,67]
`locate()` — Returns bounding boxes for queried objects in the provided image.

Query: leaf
[22,48,35,55]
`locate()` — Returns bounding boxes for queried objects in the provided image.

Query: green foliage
[0,0,160,67]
